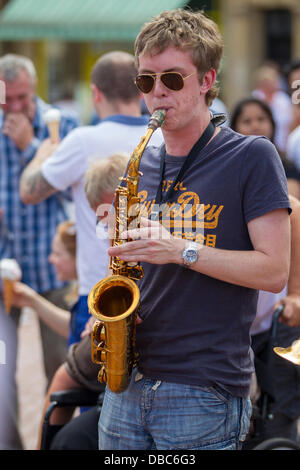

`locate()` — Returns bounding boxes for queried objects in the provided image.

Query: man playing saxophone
[97,9,291,450]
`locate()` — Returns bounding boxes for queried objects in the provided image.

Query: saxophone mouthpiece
[148,109,166,130]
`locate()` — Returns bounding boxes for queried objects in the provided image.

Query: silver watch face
[183,243,198,265]
[184,249,198,263]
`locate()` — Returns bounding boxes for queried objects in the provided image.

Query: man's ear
[91,83,103,103]
[200,68,216,95]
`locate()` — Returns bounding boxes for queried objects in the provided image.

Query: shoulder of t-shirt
[218,126,272,146]
[215,126,278,159]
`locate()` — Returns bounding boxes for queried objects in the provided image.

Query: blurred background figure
[230,96,300,199]
[11,221,77,341]
[284,59,300,134]
[252,65,292,153]
[19,51,164,347]
[34,152,130,451]
[0,53,78,449]
[246,195,300,447]
[231,98,300,446]
[286,60,300,172]
[0,296,19,449]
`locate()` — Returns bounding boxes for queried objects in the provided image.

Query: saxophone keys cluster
[91,321,107,367]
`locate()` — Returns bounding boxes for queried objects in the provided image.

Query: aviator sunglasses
[135,71,196,94]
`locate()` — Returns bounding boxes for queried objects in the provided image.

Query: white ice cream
[43,108,61,123]
[0,259,22,280]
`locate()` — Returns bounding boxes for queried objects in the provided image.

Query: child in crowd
[35,152,130,449]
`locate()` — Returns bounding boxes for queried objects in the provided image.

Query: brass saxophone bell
[274,338,300,365]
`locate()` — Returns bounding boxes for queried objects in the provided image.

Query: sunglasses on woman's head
[135,71,196,94]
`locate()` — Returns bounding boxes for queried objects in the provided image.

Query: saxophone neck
[127,109,166,179]
[127,128,154,178]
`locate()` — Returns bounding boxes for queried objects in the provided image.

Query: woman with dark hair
[231,97,300,447]
[231,97,300,199]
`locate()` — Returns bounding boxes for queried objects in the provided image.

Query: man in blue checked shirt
[0,54,78,449]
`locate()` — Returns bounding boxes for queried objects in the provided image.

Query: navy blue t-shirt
[134,127,290,397]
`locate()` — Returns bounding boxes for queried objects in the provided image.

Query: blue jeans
[98,368,252,450]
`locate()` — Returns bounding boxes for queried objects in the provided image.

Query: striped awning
[0,0,188,41]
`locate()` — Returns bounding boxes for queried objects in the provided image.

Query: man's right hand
[3,112,34,150]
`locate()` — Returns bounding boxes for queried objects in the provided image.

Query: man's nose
[152,76,168,96]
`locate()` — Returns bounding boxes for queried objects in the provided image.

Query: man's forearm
[188,244,288,293]
[287,196,300,295]
[112,210,290,293]
[30,294,70,339]
[20,138,58,204]
[186,209,290,293]
[20,165,56,204]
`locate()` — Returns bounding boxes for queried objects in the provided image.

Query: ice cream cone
[3,278,14,314]
[0,258,22,313]
[44,109,61,143]
[48,120,60,143]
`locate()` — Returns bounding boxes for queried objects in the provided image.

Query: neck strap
[154,120,215,209]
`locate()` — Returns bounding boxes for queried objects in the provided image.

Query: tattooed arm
[20,138,58,204]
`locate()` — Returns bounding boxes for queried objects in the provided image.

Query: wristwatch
[182,241,199,267]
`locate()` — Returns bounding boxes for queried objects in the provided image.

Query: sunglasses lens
[161,73,184,91]
[135,72,185,93]
[135,75,155,93]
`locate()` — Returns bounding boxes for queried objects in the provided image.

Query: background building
[221,0,300,110]
[0,0,299,119]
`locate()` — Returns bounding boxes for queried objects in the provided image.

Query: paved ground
[16,308,47,450]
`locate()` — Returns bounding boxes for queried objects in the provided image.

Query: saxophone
[87,109,166,394]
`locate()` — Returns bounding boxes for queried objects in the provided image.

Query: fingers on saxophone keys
[108,240,139,256]
[121,227,147,240]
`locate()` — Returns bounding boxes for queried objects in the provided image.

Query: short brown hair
[85,153,129,210]
[91,51,140,103]
[134,9,223,105]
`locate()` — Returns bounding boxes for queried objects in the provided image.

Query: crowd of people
[1,7,300,451]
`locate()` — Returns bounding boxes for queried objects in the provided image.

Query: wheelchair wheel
[253,437,300,450]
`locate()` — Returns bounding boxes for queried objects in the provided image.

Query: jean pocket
[206,385,231,404]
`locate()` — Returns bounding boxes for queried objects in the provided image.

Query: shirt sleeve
[240,136,291,224]
[41,127,87,191]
